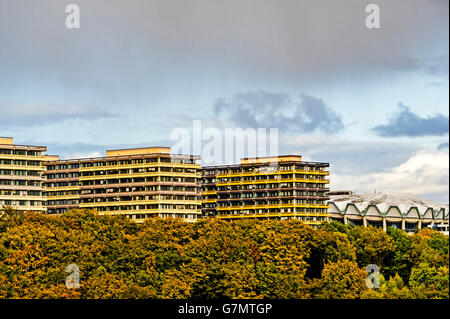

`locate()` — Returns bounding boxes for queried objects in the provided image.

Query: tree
[409,263,449,299]
[347,226,396,269]
[408,229,448,269]
[384,227,413,282]
[311,260,368,299]
[0,207,447,299]
[0,206,25,232]
[306,229,356,278]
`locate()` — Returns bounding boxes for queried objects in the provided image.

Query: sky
[0,0,448,203]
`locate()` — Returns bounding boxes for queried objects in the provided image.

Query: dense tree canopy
[0,208,448,299]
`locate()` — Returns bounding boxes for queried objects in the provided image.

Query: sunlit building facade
[0,137,47,212]
[201,155,330,226]
[44,147,202,222]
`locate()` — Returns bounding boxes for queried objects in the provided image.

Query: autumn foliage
[0,207,448,299]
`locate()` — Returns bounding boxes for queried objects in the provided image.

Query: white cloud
[61,152,103,160]
[331,150,449,203]
[281,133,418,174]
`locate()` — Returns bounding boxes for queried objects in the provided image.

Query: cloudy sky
[0,0,448,202]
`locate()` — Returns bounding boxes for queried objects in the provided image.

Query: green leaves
[312,260,367,299]
[0,207,448,299]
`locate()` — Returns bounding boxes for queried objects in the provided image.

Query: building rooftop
[106,146,171,157]
[0,137,47,151]
[0,137,13,145]
[43,147,200,164]
[330,191,449,216]
[240,155,302,164]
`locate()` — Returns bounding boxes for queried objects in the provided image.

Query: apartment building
[201,155,330,226]
[1,137,331,225]
[44,147,202,222]
[0,137,47,212]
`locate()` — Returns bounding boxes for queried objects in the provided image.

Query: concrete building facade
[3,137,447,233]
[44,147,202,222]
[0,137,47,212]
[328,192,449,233]
[201,155,330,226]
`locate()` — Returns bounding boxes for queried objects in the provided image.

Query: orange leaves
[314,260,367,299]
[0,207,448,299]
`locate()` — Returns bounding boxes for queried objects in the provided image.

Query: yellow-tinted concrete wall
[0,137,13,145]
[106,147,171,157]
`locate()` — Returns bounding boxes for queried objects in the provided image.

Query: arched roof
[328,192,449,221]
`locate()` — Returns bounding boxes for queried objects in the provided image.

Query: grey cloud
[400,54,449,77]
[438,142,449,150]
[372,103,449,137]
[281,137,418,175]
[0,0,447,92]
[214,91,344,134]
[283,137,449,202]
[423,54,449,76]
[0,104,114,127]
